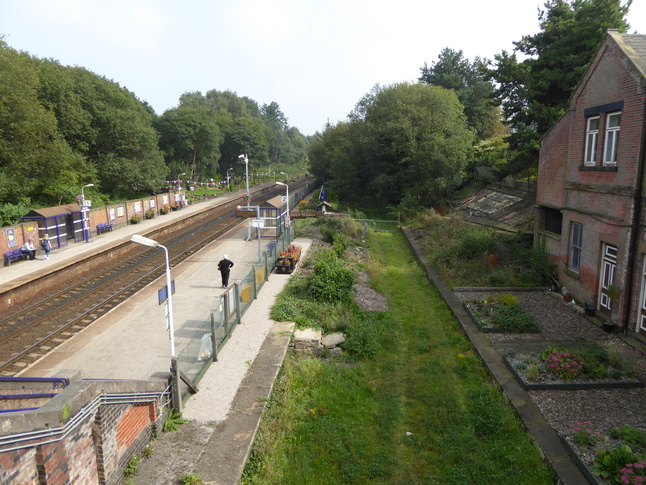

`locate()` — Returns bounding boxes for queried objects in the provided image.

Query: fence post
[210,312,218,363]
[252,265,258,300]
[171,357,182,412]
[234,283,241,325]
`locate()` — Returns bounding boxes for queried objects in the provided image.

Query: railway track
[0,182,304,376]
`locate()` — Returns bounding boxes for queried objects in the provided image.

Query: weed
[163,409,187,432]
[141,445,154,458]
[124,455,140,476]
[179,473,203,484]
[496,293,518,306]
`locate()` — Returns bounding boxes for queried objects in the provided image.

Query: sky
[1,0,645,136]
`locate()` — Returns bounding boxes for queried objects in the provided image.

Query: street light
[280,171,289,183]
[80,183,94,242]
[177,173,186,208]
[130,235,176,358]
[239,154,251,240]
[276,181,290,232]
[226,167,233,191]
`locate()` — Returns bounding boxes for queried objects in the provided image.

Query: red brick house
[534,31,646,335]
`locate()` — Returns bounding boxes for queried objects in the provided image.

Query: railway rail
[0,182,304,376]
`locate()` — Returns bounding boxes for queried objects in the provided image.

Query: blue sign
[157,280,176,305]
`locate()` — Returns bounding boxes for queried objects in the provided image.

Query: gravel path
[456,289,646,481]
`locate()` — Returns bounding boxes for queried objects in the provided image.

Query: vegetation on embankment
[242,220,554,484]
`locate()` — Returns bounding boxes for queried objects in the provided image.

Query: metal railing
[174,221,295,406]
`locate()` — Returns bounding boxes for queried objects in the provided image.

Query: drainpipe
[623,101,646,334]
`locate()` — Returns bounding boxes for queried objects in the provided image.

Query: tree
[488,0,631,173]
[345,82,474,210]
[420,48,502,141]
[0,41,91,206]
[155,106,223,181]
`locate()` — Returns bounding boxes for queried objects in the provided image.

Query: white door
[598,244,617,314]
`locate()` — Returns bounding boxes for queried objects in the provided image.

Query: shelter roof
[21,204,81,219]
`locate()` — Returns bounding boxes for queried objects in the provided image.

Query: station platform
[6,189,312,484]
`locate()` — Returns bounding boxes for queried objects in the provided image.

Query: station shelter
[258,195,287,239]
[21,203,88,249]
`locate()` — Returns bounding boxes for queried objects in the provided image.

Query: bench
[5,249,28,266]
[97,223,113,235]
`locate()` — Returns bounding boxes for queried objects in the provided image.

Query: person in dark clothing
[218,254,234,288]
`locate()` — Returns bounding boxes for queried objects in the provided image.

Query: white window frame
[568,222,582,272]
[584,116,599,165]
[603,112,621,165]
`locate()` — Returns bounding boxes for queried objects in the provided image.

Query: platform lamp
[239,154,251,241]
[276,181,290,234]
[130,235,176,359]
[80,183,94,242]
[178,173,186,208]
[280,171,289,184]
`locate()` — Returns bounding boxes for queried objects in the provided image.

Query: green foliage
[308,249,356,303]
[179,473,203,485]
[419,47,502,141]
[124,455,140,477]
[496,293,518,306]
[594,445,641,483]
[333,233,350,258]
[163,409,187,432]
[610,426,646,449]
[491,304,537,332]
[488,0,631,173]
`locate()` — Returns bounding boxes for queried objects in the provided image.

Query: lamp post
[276,181,290,233]
[177,173,186,208]
[130,235,176,358]
[80,183,94,242]
[239,154,251,240]
[226,167,233,191]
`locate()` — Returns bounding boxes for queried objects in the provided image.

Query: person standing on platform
[41,234,52,260]
[218,254,234,288]
[21,240,36,260]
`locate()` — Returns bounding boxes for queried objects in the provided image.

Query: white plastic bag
[197,333,213,362]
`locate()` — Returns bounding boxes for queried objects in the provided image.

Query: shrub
[308,249,356,303]
[491,305,537,332]
[333,233,350,258]
[610,426,646,449]
[542,349,584,380]
[594,445,641,483]
[496,293,518,306]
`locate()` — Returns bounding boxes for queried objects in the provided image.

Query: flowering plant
[620,461,646,484]
[568,421,601,446]
[542,349,584,379]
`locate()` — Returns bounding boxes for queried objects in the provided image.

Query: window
[568,222,582,271]
[544,208,563,235]
[603,112,621,164]
[584,116,599,165]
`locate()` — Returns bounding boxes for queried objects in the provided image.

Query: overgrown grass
[409,209,552,288]
[243,230,554,484]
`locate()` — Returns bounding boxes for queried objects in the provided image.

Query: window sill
[578,165,618,172]
[565,268,580,280]
[539,230,561,240]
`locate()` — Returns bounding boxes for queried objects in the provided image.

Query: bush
[308,250,356,303]
[491,305,537,332]
[594,445,641,483]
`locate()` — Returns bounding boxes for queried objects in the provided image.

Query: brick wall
[535,32,646,331]
[0,379,167,485]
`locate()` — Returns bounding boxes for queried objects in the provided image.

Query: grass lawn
[243,230,554,484]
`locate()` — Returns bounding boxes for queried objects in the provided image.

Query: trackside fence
[174,221,296,407]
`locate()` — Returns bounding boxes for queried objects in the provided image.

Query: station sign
[252,219,265,228]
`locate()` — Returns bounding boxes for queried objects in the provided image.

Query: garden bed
[503,343,644,391]
[462,294,540,333]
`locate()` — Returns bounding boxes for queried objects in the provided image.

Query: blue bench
[97,223,113,235]
[5,249,28,266]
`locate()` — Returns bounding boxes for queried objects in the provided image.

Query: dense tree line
[0,38,309,224]
[309,0,632,216]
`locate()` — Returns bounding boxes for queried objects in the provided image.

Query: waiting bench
[97,223,113,235]
[4,249,28,266]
